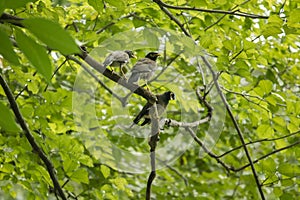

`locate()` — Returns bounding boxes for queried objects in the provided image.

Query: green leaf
[70,168,89,184]
[257,124,274,138]
[22,18,80,55]
[243,40,256,50]
[15,29,52,82]
[100,165,110,179]
[259,158,276,174]
[0,0,38,14]
[259,80,273,94]
[88,0,104,13]
[287,9,300,28]
[261,15,283,38]
[278,163,300,177]
[254,80,273,96]
[105,0,125,9]
[0,28,19,65]
[110,177,127,191]
[0,101,20,132]
[0,163,15,173]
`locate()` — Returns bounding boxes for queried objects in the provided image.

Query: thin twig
[218,130,300,158]
[153,1,191,37]
[67,55,126,104]
[154,158,189,186]
[142,50,184,87]
[235,140,300,171]
[153,0,269,19]
[96,12,136,34]
[185,127,235,173]
[44,59,68,92]
[0,75,67,200]
[204,0,252,31]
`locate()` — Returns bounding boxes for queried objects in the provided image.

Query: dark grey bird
[103,50,135,76]
[128,52,160,84]
[132,91,175,126]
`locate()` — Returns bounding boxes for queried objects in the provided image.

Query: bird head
[125,50,136,58]
[163,91,175,101]
[145,52,160,61]
[169,91,175,100]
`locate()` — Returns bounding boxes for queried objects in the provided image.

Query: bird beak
[156,53,161,57]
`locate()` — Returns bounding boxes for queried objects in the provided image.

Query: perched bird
[132,91,175,126]
[128,52,160,84]
[103,50,135,76]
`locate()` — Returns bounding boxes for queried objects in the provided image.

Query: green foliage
[0,0,300,199]
[15,28,53,82]
[0,28,19,65]
[0,101,20,132]
[22,17,80,55]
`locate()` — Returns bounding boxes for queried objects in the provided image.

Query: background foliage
[0,0,299,199]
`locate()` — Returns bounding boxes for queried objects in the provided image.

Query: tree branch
[153,0,191,37]
[153,0,269,19]
[0,13,24,27]
[185,127,235,173]
[201,56,265,199]
[218,130,300,158]
[235,140,300,171]
[77,48,157,103]
[146,102,160,200]
[0,75,67,200]
[67,55,126,105]
[96,12,137,34]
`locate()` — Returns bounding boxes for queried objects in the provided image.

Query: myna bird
[128,52,160,85]
[132,91,175,126]
[103,50,135,76]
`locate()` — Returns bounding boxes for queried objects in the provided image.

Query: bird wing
[131,58,156,73]
[103,51,129,67]
[133,102,151,124]
[103,53,114,67]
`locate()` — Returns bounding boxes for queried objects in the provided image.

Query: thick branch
[146,102,160,200]
[0,75,67,200]
[77,49,157,103]
[67,56,126,104]
[0,13,24,27]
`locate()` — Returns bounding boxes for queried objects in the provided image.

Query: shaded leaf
[88,0,104,13]
[22,18,80,55]
[0,101,21,132]
[15,29,52,82]
[0,28,19,65]
[0,0,38,14]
